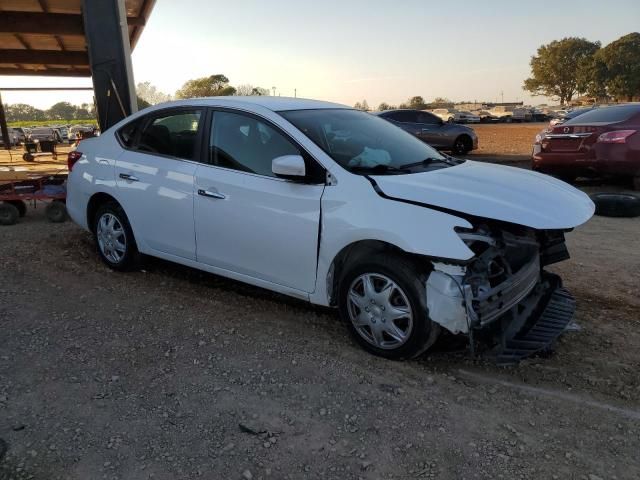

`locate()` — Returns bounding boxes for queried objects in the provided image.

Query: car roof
[144,96,350,112]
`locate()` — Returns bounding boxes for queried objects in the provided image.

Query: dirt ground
[470,123,546,164]
[1,127,639,480]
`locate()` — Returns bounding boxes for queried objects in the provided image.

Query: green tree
[5,103,46,121]
[596,32,640,101]
[137,81,172,104]
[354,100,369,111]
[378,102,390,111]
[175,74,236,99]
[408,96,427,110]
[235,84,270,96]
[47,101,77,120]
[137,96,152,110]
[523,37,601,105]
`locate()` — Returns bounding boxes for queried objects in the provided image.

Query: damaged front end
[426,224,576,364]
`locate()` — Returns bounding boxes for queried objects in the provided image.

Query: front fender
[310,186,474,306]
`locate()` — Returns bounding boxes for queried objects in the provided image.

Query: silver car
[376,109,478,155]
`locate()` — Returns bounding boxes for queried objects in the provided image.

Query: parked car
[67,97,593,361]
[488,106,514,122]
[431,108,456,123]
[0,128,21,147]
[532,104,640,187]
[549,107,597,127]
[29,127,62,143]
[12,127,29,143]
[453,111,481,124]
[376,109,478,154]
[473,110,500,123]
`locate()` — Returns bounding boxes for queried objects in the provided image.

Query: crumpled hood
[372,160,594,229]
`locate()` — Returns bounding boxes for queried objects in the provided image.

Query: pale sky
[2,0,639,109]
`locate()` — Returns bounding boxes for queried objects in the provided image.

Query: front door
[114,108,203,259]
[194,109,324,293]
[415,111,448,147]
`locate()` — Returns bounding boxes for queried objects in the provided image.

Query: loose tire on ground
[45,200,67,223]
[590,192,640,218]
[0,202,20,226]
[337,252,440,360]
[92,201,140,271]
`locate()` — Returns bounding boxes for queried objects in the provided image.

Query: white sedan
[67,97,594,361]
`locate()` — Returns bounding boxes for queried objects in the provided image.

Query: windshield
[565,105,639,125]
[280,109,453,175]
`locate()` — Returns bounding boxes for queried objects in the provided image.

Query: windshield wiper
[399,157,450,169]
[349,164,410,174]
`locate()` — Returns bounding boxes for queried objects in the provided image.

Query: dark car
[532,104,640,187]
[375,109,478,155]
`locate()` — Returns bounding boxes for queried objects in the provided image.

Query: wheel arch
[86,192,120,229]
[326,239,432,307]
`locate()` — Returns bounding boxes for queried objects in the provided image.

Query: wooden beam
[0,12,146,36]
[0,50,89,66]
[0,67,91,77]
[0,12,84,35]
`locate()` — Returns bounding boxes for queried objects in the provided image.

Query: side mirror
[272,155,306,180]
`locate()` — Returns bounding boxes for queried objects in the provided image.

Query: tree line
[4,75,270,122]
[354,96,454,112]
[524,32,640,105]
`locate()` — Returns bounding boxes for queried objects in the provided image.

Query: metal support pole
[82,0,137,131]
[0,91,10,151]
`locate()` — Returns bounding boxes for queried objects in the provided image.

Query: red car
[532,104,640,188]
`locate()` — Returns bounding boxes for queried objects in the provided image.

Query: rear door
[114,108,204,259]
[194,108,325,293]
[415,111,448,147]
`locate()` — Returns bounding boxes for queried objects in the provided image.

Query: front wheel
[93,202,139,271]
[338,253,440,359]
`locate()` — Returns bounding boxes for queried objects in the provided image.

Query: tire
[6,200,27,217]
[452,135,472,155]
[505,116,513,123]
[337,253,440,360]
[92,201,140,271]
[0,202,20,226]
[447,117,454,123]
[23,153,34,162]
[45,200,67,223]
[590,193,640,218]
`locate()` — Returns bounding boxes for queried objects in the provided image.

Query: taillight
[67,150,83,171]
[597,130,636,144]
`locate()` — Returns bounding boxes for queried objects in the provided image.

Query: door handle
[119,173,140,182]
[198,189,226,199]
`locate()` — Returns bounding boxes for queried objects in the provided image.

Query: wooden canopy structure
[0,0,156,141]
[0,0,155,77]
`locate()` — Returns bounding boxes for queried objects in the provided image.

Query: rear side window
[387,111,417,123]
[118,118,143,147]
[138,111,202,160]
[416,112,440,124]
[565,106,639,125]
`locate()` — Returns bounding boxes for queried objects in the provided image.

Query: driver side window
[210,111,301,178]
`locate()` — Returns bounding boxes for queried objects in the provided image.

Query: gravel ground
[1,184,639,478]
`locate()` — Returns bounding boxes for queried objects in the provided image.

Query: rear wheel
[338,253,440,359]
[452,135,472,155]
[0,202,19,226]
[93,202,140,270]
